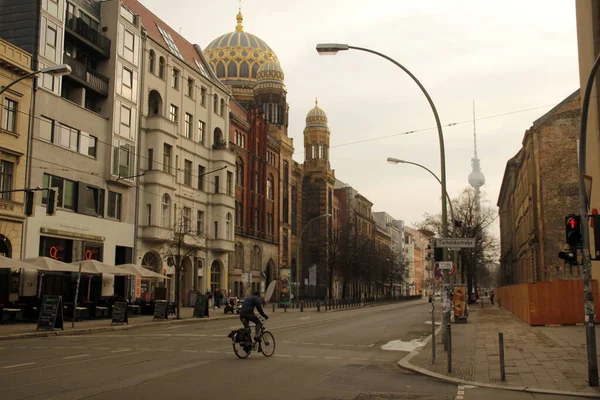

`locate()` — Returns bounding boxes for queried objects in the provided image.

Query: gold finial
[315,97,319,107]
[236,1,244,32]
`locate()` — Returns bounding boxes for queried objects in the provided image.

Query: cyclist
[240,291,269,342]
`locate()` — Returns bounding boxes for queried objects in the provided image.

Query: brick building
[498,90,581,285]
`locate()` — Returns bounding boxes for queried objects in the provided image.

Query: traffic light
[46,188,57,215]
[558,249,578,265]
[565,214,582,248]
[24,190,34,216]
[434,247,444,262]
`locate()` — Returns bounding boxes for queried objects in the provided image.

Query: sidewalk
[406,301,600,395]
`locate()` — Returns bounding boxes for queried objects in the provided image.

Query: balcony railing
[63,54,109,95]
[65,12,111,56]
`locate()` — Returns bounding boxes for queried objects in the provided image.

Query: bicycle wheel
[232,333,251,359]
[259,331,276,357]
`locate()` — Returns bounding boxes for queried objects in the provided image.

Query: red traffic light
[568,217,578,229]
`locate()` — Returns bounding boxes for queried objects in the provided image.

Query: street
[0,300,588,400]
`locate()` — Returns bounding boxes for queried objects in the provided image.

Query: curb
[397,330,599,398]
[0,313,238,341]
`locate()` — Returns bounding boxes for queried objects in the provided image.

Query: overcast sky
[140,0,579,235]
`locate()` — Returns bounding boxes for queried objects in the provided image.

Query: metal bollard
[499,332,506,381]
[273,303,275,312]
[300,300,304,312]
[317,301,321,312]
[447,323,452,373]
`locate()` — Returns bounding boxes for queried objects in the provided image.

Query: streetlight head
[39,64,72,76]
[386,157,406,165]
[316,43,349,55]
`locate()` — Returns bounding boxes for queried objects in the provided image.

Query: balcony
[63,54,109,96]
[65,13,111,57]
[207,238,234,253]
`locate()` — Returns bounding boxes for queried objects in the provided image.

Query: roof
[122,0,228,93]
[532,89,579,129]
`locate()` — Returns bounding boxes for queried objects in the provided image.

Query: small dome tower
[304,99,330,169]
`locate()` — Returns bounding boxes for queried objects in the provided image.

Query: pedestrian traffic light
[565,214,582,248]
[46,188,57,215]
[558,249,578,265]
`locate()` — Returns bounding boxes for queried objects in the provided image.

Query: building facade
[0,38,33,303]
[373,211,404,295]
[498,91,581,285]
[124,0,235,305]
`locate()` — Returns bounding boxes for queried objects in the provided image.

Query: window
[161,194,171,228]
[46,25,57,47]
[82,185,105,216]
[198,165,205,190]
[169,104,178,123]
[196,210,204,235]
[124,29,134,51]
[227,172,233,196]
[122,67,132,88]
[236,202,243,228]
[226,213,232,240]
[79,11,99,31]
[267,213,273,235]
[253,208,258,231]
[200,87,207,106]
[255,172,259,193]
[172,68,179,89]
[198,120,205,143]
[79,131,97,158]
[157,25,183,59]
[159,57,165,79]
[194,58,209,78]
[187,78,194,98]
[107,191,122,220]
[213,94,218,113]
[182,207,191,232]
[214,221,219,239]
[2,99,17,132]
[214,176,220,194]
[112,139,134,178]
[147,149,153,170]
[267,175,274,200]
[57,123,78,152]
[184,159,192,186]
[42,174,77,210]
[284,161,289,183]
[0,160,13,200]
[220,98,225,116]
[39,116,53,141]
[184,113,192,138]
[120,105,131,129]
[236,160,244,187]
[147,204,152,225]
[148,50,155,73]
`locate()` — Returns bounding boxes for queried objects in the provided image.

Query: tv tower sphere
[468,169,486,188]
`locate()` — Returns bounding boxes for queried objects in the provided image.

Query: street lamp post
[316,42,450,339]
[0,64,71,96]
[296,213,332,302]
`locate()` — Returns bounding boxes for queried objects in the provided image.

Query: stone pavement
[409,299,600,395]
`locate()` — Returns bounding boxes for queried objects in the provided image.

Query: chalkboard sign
[37,295,64,331]
[167,302,175,316]
[193,294,208,318]
[111,302,128,325]
[153,300,168,320]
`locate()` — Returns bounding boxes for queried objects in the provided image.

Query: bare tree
[417,187,499,301]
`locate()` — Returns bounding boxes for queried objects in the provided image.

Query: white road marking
[32,346,47,349]
[325,356,342,360]
[282,341,293,344]
[299,355,317,359]
[350,358,368,361]
[14,346,26,349]
[63,354,89,360]
[211,335,222,337]
[319,343,334,346]
[92,347,109,350]
[3,362,37,369]
[72,346,85,349]
[380,326,386,328]
[181,350,198,353]
[301,342,314,345]
[275,354,291,358]
[340,344,354,347]
[111,349,131,353]
[156,349,174,352]
[137,348,152,351]
[0,347,5,350]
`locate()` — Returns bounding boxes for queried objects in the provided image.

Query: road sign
[435,238,476,248]
[433,265,442,281]
[438,261,453,270]
[449,263,457,277]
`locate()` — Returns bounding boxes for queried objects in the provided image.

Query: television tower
[468,102,485,198]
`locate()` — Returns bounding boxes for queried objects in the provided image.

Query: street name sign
[435,238,476,248]
[438,261,453,270]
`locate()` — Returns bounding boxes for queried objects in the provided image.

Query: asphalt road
[0,300,589,400]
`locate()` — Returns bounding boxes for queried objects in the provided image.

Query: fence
[279,295,422,310]
[495,280,600,325]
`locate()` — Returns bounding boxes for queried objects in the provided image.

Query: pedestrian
[490,290,495,305]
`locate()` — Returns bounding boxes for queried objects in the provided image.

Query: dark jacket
[240,295,267,318]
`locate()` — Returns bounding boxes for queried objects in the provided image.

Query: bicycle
[229,317,276,359]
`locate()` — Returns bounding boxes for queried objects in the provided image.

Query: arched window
[213,127,223,146]
[240,61,249,78]
[241,134,245,148]
[149,50,155,74]
[220,98,225,116]
[252,246,262,271]
[216,61,225,78]
[236,243,244,269]
[251,63,259,78]
[213,94,218,113]
[142,251,161,273]
[226,213,232,240]
[267,174,274,200]
[161,194,171,228]
[227,62,238,78]
[255,172,259,193]
[159,56,165,79]
[210,261,221,292]
[148,90,162,116]
[236,158,244,187]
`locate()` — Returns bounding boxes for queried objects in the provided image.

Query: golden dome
[306,99,328,128]
[204,11,280,84]
[257,58,284,82]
